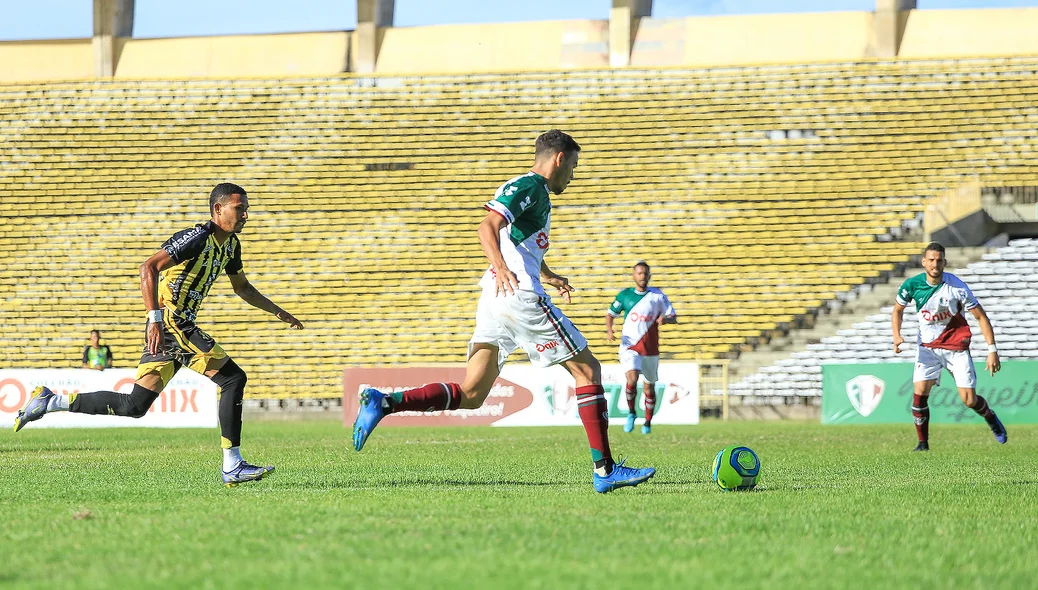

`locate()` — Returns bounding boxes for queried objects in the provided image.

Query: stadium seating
[3,56,1038,398]
[731,239,1038,399]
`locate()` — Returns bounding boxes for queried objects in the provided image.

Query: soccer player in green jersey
[606,262,677,434]
[351,130,656,493]
[14,183,304,486]
[892,242,1006,451]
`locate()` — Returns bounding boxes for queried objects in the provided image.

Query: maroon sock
[912,394,929,443]
[624,384,637,416]
[576,384,612,469]
[969,395,997,424]
[388,383,462,413]
[644,387,657,426]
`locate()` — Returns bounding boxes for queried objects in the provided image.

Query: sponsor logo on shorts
[535,231,549,250]
[536,340,560,353]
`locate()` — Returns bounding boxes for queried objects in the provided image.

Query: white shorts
[914,346,976,389]
[619,348,659,382]
[469,289,588,370]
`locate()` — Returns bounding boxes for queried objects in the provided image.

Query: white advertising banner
[0,369,218,428]
[342,362,700,428]
[494,362,699,427]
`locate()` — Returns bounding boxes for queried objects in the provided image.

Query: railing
[981,185,1038,223]
[923,181,981,242]
[698,359,730,421]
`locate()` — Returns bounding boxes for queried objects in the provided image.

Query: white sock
[223,447,243,472]
[47,395,69,412]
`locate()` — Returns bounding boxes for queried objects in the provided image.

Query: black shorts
[135,309,227,383]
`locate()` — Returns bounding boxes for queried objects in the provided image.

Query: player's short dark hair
[535,130,580,160]
[634,261,651,272]
[90,329,100,337]
[210,183,247,215]
[924,242,946,256]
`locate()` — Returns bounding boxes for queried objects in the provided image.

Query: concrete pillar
[355,0,395,74]
[93,0,134,77]
[610,0,651,67]
[874,0,915,58]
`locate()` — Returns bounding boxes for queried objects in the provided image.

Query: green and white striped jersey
[607,287,676,355]
[479,172,552,295]
[895,272,978,351]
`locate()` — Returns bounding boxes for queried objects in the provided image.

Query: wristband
[988,344,998,354]
[147,309,163,324]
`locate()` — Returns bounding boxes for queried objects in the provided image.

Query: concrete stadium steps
[729,243,1038,400]
[3,57,1038,397]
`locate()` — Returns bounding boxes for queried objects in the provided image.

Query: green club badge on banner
[822,360,1038,424]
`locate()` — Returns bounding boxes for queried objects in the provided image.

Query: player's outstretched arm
[891,302,906,354]
[228,273,303,329]
[540,260,574,303]
[658,315,678,325]
[478,213,519,296]
[140,249,179,355]
[605,314,616,342]
[970,304,1001,375]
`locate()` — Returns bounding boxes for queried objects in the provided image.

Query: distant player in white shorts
[892,241,1006,451]
[606,262,676,435]
[350,130,655,494]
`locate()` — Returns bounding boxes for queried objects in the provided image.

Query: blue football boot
[222,462,274,487]
[353,388,387,451]
[593,458,656,494]
[623,413,636,433]
[13,386,55,432]
[989,414,1008,444]
[642,424,651,435]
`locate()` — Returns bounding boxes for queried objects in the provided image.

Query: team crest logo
[846,375,885,417]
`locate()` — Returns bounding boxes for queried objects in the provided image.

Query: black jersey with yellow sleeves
[157,221,243,322]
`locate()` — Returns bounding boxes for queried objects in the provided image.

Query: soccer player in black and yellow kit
[14,183,303,486]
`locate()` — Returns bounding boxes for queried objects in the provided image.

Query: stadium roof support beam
[874,0,915,58]
[93,0,134,77]
[355,0,394,73]
[610,0,652,67]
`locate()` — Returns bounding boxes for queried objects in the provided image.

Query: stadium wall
[374,20,610,74]
[114,32,350,78]
[4,7,1038,82]
[0,39,93,82]
[898,7,1038,58]
[630,12,876,67]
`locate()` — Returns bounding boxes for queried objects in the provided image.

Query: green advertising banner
[822,360,1038,424]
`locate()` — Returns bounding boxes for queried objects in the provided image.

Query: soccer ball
[712,445,760,491]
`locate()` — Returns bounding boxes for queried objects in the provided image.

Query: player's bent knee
[961,389,977,406]
[584,354,602,382]
[459,384,492,410]
[127,384,161,418]
[211,359,247,392]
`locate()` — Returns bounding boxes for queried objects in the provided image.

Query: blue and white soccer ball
[712,445,760,491]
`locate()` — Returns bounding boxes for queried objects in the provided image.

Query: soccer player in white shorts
[892,242,1005,451]
[606,262,676,435]
[351,130,656,494]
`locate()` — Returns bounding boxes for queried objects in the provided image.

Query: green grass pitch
[2,421,1036,589]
